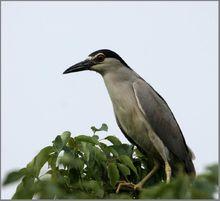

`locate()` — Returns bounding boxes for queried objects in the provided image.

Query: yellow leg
[116,162,159,193]
[116,181,134,193]
[134,161,159,190]
[165,161,171,183]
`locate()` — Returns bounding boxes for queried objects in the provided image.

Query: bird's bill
[63,59,94,74]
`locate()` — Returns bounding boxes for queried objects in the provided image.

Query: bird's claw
[116,181,142,193]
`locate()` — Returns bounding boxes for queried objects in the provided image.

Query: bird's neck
[102,68,136,102]
[102,67,132,85]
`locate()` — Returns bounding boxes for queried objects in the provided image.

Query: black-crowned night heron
[63,49,196,191]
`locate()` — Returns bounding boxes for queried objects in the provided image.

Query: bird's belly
[113,101,158,157]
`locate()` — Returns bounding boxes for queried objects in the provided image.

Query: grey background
[1,1,218,198]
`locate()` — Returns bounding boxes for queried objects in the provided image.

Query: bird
[63,49,196,191]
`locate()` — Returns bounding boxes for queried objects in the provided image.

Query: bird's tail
[184,156,196,177]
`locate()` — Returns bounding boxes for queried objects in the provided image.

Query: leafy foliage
[3,124,219,199]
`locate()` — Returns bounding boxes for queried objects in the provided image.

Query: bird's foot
[116,162,159,193]
[116,181,142,193]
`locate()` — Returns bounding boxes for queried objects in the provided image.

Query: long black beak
[63,59,94,74]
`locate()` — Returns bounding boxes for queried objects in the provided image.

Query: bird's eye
[95,54,105,62]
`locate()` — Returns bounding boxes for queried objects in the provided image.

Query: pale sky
[1,1,218,199]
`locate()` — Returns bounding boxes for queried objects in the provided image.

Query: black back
[89,49,130,68]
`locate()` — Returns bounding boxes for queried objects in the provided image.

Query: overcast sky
[1,1,218,199]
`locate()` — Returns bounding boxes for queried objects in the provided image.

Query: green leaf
[71,158,84,171]
[108,146,119,157]
[140,183,169,199]
[191,176,215,198]
[110,144,133,157]
[91,123,108,133]
[92,135,99,140]
[80,142,90,161]
[90,163,103,181]
[34,179,64,199]
[69,167,82,184]
[119,155,137,175]
[107,162,119,187]
[117,163,130,177]
[99,123,108,131]
[204,164,218,185]
[27,146,54,177]
[60,131,71,146]
[105,193,131,199]
[171,174,190,198]
[105,135,122,145]
[134,147,144,158]
[60,153,84,171]
[12,176,35,199]
[48,153,58,170]
[53,135,63,153]
[75,135,99,145]
[4,126,218,199]
[52,132,71,153]
[98,143,119,158]
[99,142,110,156]
[93,146,107,162]
[3,168,26,185]
[68,137,76,149]
[82,180,104,198]
[98,142,119,158]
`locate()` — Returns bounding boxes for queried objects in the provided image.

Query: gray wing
[133,79,190,162]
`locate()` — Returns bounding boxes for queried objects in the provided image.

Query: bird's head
[63,49,130,75]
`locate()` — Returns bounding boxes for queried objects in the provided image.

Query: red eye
[96,54,105,62]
